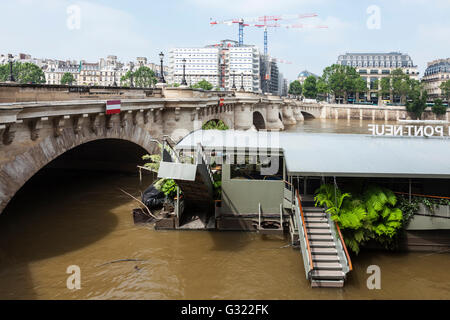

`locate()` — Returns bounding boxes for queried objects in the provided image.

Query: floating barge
[155,130,450,287]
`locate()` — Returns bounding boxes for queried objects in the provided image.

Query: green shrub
[314,184,403,254]
[202,120,229,130]
[432,98,447,116]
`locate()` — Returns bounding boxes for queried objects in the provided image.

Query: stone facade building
[337,52,419,103]
[422,58,450,99]
[169,40,289,94]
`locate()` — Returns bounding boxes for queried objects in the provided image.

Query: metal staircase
[294,191,352,288]
[157,142,216,229]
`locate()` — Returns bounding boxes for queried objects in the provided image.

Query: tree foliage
[440,80,450,101]
[314,184,403,254]
[320,64,365,103]
[302,76,317,99]
[202,119,229,130]
[288,80,302,96]
[61,72,76,85]
[191,79,213,90]
[121,66,157,88]
[0,62,46,84]
[406,88,428,119]
[316,77,328,100]
[432,98,447,116]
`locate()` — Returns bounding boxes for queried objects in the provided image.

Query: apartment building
[337,52,419,103]
[422,58,450,99]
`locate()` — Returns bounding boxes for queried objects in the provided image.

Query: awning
[176,130,450,178]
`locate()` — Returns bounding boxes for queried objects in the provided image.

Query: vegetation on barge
[314,184,403,254]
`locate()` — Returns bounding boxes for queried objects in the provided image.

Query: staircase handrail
[335,222,353,272]
[295,189,314,278]
[162,136,182,163]
[323,204,353,274]
[196,143,215,187]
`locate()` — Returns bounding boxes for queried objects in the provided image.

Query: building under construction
[169,40,285,94]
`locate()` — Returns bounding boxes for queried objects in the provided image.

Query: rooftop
[176,130,450,178]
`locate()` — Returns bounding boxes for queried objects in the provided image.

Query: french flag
[106,100,121,115]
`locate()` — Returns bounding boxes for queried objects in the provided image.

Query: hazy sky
[1,0,449,81]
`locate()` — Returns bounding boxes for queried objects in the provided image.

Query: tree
[440,80,450,101]
[191,79,213,90]
[406,89,428,119]
[288,80,302,97]
[379,77,391,100]
[321,64,363,104]
[202,119,229,130]
[316,77,329,101]
[61,72,75,85]
[0,62,46,84]
[120,66,157,88]
[391,69,410,104]
[355,77,368,102]
[303,76,317,99]
[432,98,447,116]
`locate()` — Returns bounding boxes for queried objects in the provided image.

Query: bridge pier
[292,105,305,122]
[282,105,297,126]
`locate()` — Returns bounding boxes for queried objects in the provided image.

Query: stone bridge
[0,84,323,213]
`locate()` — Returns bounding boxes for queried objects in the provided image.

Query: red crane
[210,13,318,50]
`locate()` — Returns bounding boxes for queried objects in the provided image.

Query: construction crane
[248,19,327,94]
[249,14,318,55]
[210,13,317,48]
[210,18,250,46]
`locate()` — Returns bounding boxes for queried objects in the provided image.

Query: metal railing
[196,143,215,187]
[162,135,182,163]
[324,205,353,275]
[294,190,314,279]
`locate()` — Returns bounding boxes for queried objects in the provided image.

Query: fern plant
[314,183,404,254]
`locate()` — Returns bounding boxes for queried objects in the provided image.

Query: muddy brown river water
[0,119,449,299]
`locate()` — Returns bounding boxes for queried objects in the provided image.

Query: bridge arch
[253,111,266,130]
[0,125,157,214]
[301,111,316,120]
[202,118,230,130]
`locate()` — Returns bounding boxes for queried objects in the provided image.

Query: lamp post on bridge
[232,71,236,90]
[240,73,245,91]
[7,54,15,82]
[159,52,166,84]
[113,69,118,87]
[181,58,187,86]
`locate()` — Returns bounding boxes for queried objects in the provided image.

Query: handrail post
[296,189,314,273]
[280,203,283,227]
[335,221,353,271]
[258,203,262,231]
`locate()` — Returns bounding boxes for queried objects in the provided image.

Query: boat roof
[176,130,450,178]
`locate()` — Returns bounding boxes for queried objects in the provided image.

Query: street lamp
[7,54,15,82]
[181,58,187,86]
[113,70,117,87]
[232,71,236,90]
[240,73,245,91]
[159,52,166,83]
